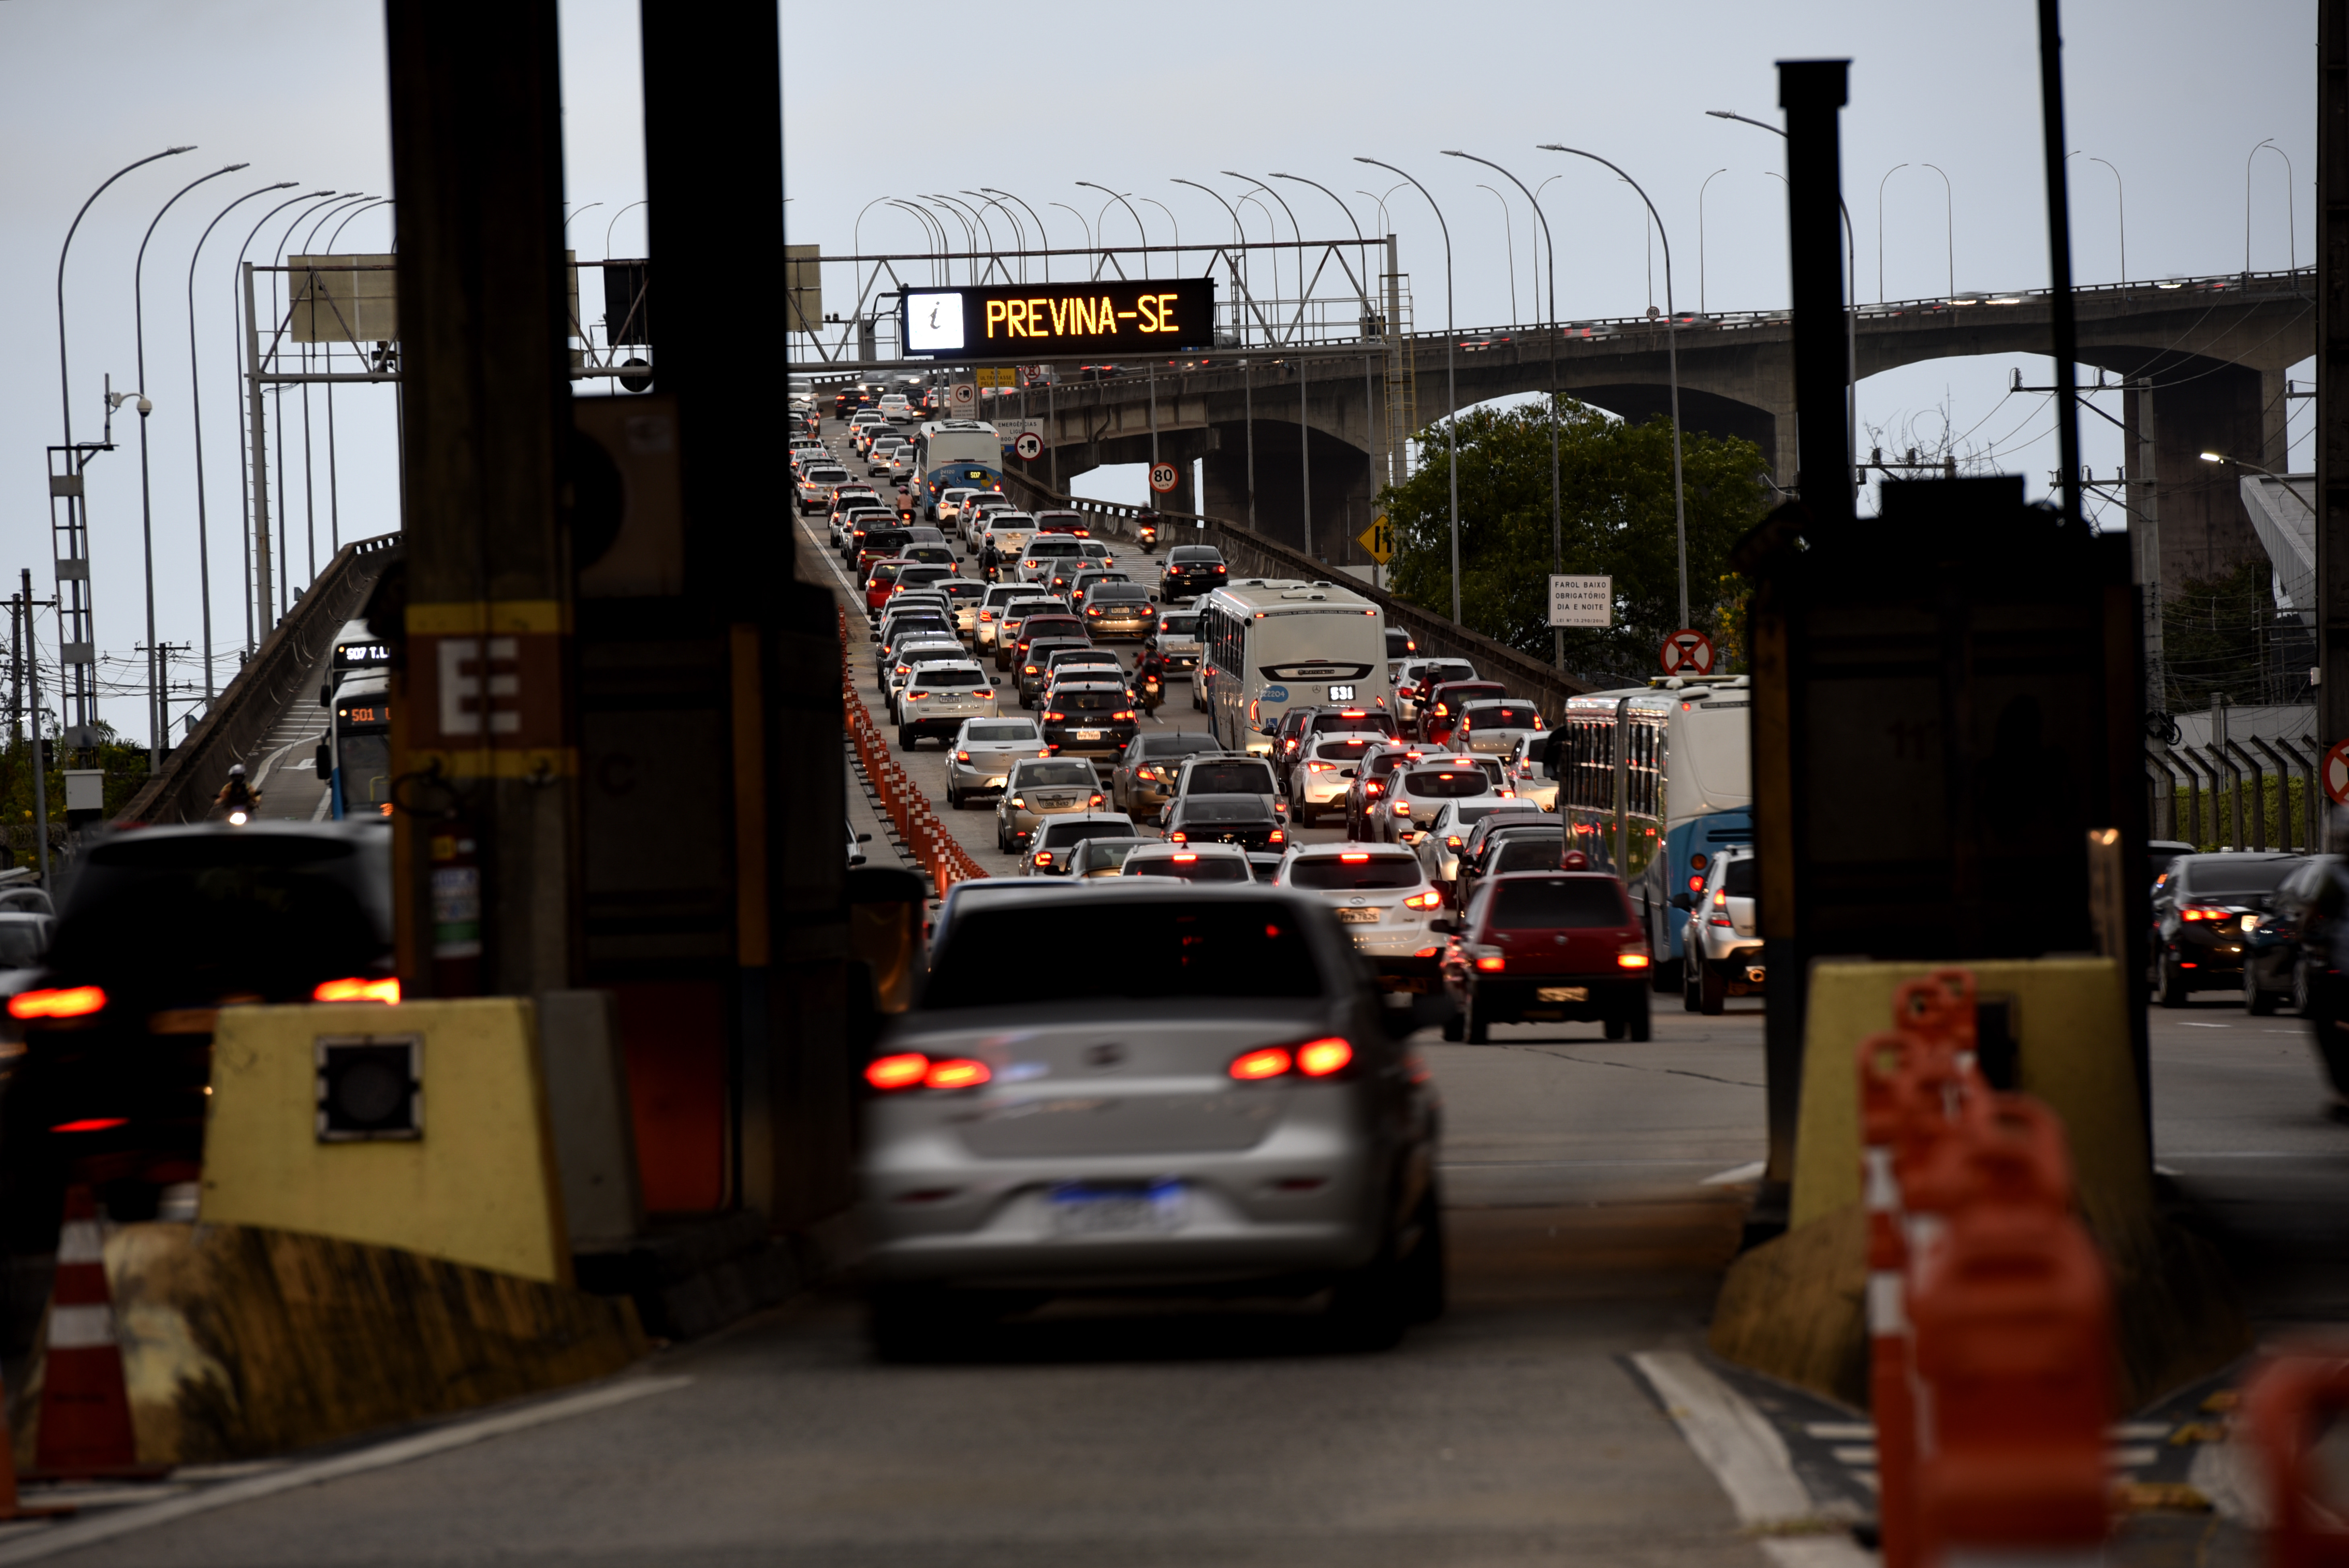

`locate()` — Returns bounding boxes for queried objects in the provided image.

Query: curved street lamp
[1355,157,1461,625]
[1876,163,1907,304]
[1173,177,1249,343]
[2246,138,2295,275]
[1697,168,1729,315]
[1539,144,1690,631]
[604,199,647,260]
[982,188,1053,283]
[1224,174,1304,336]
[1920,164,1954,300]
[1076,182,1149,279]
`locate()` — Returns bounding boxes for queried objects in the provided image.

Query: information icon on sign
[1148,462,1179,494]
[1658,629,1717,678]
[1013,431,1043,461]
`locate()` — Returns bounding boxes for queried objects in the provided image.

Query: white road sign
[1548,575,1613,627]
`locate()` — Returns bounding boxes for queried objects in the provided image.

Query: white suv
[1277,842,1446,997]
[897,660,999,749]
[1682,846,1762,1015]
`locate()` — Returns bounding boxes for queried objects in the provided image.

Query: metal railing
[113,530,401,825]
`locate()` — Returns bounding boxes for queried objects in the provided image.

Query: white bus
[1550,676,1752,986]
[1196,580,1391,755]
[911,420,1001,514]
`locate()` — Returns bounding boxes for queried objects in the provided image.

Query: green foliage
[1381,398,1771,681]
[2161,558,2301,713]
[0,719,150,864]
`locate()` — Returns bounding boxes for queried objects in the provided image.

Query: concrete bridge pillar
[1201,420,1374,562]
[2140,362,2270,588]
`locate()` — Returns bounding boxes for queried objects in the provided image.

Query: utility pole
[2320,2,2349,779]
[23,570,49,889]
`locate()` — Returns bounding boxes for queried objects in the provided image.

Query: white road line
[1628,1351,1822,1526]
[1702,1160,1767,1186]
[0,1375,692,1564]
[1804,1422,1874,1441]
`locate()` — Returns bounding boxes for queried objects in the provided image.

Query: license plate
[1381,975,1431,993]
[1074,729,1101,740]
[1536,985,1588,1002]
[1328,684,1355,701]
[1048,1181,1187,1236]
[1337,908,1381,924]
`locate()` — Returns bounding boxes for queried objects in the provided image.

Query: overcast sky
[0,0,2316,741]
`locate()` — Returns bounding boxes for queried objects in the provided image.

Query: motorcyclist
[215,763,260,820]
[1134,646,1168,716]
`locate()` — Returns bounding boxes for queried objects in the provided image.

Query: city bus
[1195,579,1390,756]
[912,420,1001,514]
[319,617,391,708]
[318,672,393,819]
[1551,675,1752,988]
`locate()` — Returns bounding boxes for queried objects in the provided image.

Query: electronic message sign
[901,278,1217,358]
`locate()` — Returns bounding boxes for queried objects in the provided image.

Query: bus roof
[1198,581,1381,615]
[336,672,389,703]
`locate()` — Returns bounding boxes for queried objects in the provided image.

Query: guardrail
[114,532,402,825]
[999,471,1594,716]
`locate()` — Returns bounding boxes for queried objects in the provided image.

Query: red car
[1438,863,1652,1042]
[863,558,913,613]
[1419,679,1506,747]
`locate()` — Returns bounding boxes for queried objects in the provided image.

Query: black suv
[2154,851,2304,1007]
[1159,545,1227,602]
[1165,794,1286,851]
[1039,686,1139,760]
[1,824,395,1245]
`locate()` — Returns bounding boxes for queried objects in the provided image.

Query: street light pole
[1445,151,1563,668]
[1224,175,1305,339]
[1472,185,1517,322]
[1921,163,1954,300]
[1541,144,1691,631]
[981,188,1053,282]
[1877,163,1908,303]
[133,161,247,765]
[1698,168,1728,315]
[1174,178,1250,343]
[1356,157,1461,625]
[231,189,331,656]
[187,181,295,705]
[2246,139,2294,274]
[604,199,646,260]
[1075,183,1150,278]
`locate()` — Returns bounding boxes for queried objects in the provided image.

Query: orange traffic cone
[28,1187,161,1480]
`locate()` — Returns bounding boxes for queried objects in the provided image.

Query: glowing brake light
[1340,852,1370,863]
[1617,952,1652,969]
[9,986,107,1020]
[1229,1047,1292,1080]
[52,1118,128,1134]
[2178,905,2230,922]
[313,976,402,1004]
[1474,954,1506,972]
[1172,853,1199,863]
[1297,1037,1353,1076]
[1268,829,1285,844]
[1032,851,1055,865]
[864,1053,930,1090]
[1404,890,1443,909]
[923,1058,991,1090]
[956,750,972,761]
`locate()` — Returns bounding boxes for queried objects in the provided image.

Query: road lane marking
[1702,1160,1767,1186]
[1627,1351,1834,1529]
[0,1375,693,1564]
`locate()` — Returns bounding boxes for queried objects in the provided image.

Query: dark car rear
[1421,681,1507,747]
[1445,871,1650,1042]
[1168,795,1288,852]
[1017,638,1094,705]
[1040,688,1140,760]
[1160,545,1227,600]
[2,824,395,1243]
[2156,851,2304,1006]
[1082,583,1158,641]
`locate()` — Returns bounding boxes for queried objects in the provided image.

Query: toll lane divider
[837,611,988,896]
[1859,970,2113,1568]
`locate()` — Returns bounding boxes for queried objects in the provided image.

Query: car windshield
[1128,856,1251,883]
[1027,542,1082,558]
[50,832,390,998]
[806,468,847,482]
[1092,587,1148,602]
[1488,877,1630,931]
[1077,840,1150,871]
[968,722,1037,741]
[1403,770,1490,798]
[1469,703,1540,728]
[1420,664,1475,686]
[1314,738,1377,761]
[1160,615,1199,635]
[1185,763,1274,795]
[925,900,1321,1005]
[1722,859,1758,898]
[2182,859,2300,898]
[1491,837,1565,873]
[1454,804,1533,825]
[1055,692,1123,713]
[1367,753,1419,778]
[1016,762,1097,788]
[1314,713,1395,737]
[1169,548,1221,563]
[1289,855,1423,890]
[915,668,986,688]
[1039,819,1134,848]
[1181,797,1270,824]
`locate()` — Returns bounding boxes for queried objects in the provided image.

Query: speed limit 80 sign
[1148,462,1179,494]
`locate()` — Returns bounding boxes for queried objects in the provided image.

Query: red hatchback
[1438,869,1651,1042]
[1420,680,1506,747]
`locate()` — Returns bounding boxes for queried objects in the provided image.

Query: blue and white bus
[319,672,393,819]
[912,419,1001,512]
[1551,675,1751,988]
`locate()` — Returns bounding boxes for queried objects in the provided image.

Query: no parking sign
[1659,629,1716,678]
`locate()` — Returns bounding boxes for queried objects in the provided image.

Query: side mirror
[1339,768,1358,779]
[314,743,332,782]
[1428,917,1460,935]
[1669,892,1693,911]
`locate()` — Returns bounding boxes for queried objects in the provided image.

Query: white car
[1015,539,1089,584]
[977,519,1036,570]
[1120,842,1253,883]
[969,507,1031,548]
[1413,800,1545,888]
[933,577,986,635]
[883,637,966,717]
[1394,657,1476,726]
[945,718,1046,809]
[867,437,908,476]
[973,583,1034,653]
[1290,732,1385,826]
[1682,845,1763,1015]
[1276,842,1447,993]
[1020,810,1140,876]
[877,393,912,420]
[897,660,1000,749]
[1504,734,1557,812]
[1450,698,1543,758]
[935,486,980,524]
[1380,756,1501,844]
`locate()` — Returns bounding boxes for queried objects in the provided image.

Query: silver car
[945,717,1046,809]
[1413,800,1546,888]
[858,881,1443,1355]
[1450,699,1542,759]
[1277,841,1446,997]
[1019,810,1139,876]
[1682,845,1762,1015]
[897,660,1000,749]
[995,756,1105,852]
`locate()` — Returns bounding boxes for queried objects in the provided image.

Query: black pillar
[2320,3,2349,759]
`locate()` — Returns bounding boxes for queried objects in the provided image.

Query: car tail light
[52,1117,129,1134]
[1024,666,1040,675]
[1340,852,1370,863]
[1307,761,1334,772]
[1043,711,1064,721]
[1089,793,1104,806]
[1268,829,1284,844]
[1688,875,1706,893]
[864,1053,930,1091]
[1445,835,1463,848]
[955,750,972,762]
[2179,905,2231,922]
[314,976,402,1004]
[1088,606,1102,615]
[1172,853,1199,863]
[1365,782,1382,797]
[1212,565,1226,573]
[1170,831,1188,843]
[1617,952,1652,969]
[1393,801,1412,815]
[1296,1037,1353,1076]
[924,1058,991,1090]
[1474,955,1506,972]
[909,691,930,701]
[1033,851,1054,865]
[1113,710,1135,721]
[10,986,107,1020]
[1404,890,1443,909]
[1229,1046,1292,1080]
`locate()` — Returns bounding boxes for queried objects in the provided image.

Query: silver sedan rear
[858,882,1441,1354]
[945,717,1046,809]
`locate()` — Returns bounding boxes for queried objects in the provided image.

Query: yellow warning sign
[1358,515,1395,565]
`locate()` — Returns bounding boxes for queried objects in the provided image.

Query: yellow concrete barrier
[1790,957,2150,1235]
[202,998,571,1285]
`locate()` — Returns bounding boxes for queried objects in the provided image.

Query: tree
[1381,398,1770,681]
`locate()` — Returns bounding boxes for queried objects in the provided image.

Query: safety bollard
[1859,1029,1926,1568]
[1909,1095,2111,1568]
[2244,1350,2349,1568]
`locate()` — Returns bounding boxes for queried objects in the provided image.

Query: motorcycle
[1137,517,1158,553]
[1139,670,1164,716]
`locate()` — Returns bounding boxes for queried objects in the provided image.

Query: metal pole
[1923,163,1954,299]
[229,191,327,658]
[244,261,276,639]
[1699,168,1728,315]
[1542,145,1691,627]
[1149,362,1158,472]
[1445,152,1561,665]
[1300,356,1312,558]
[1877,163,1907,302]
[1357,158,1459,624]
[1245,358,1255,528]
[1474,184,1516,321]
[25,572,47,890]
[2037,0,2086,534]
